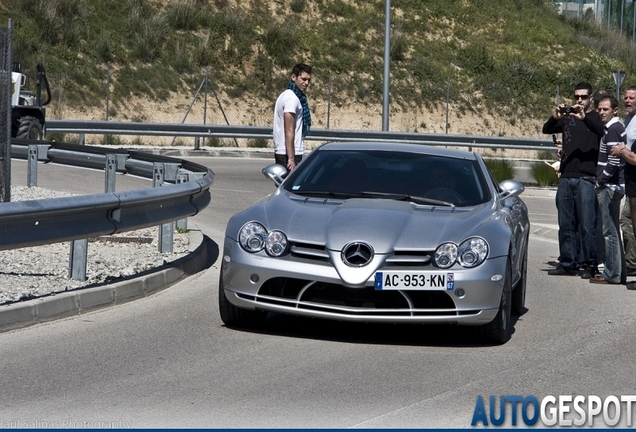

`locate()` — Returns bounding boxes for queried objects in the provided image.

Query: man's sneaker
[547,260,560,267]
[580,267,595,279]
[547,265,577,276]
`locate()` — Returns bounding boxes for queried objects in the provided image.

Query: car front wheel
[512,248,527,316]
[218,274,267,327]
[478,262,512,345]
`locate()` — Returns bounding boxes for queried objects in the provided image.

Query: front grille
[288,243,436,268]
[254,277,458,316]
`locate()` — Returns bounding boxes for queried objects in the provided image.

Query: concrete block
[114,279,145,304]
[142,271,167,294]
[0,301,36,330]
[78,286,115,311]
[34,293,79,321]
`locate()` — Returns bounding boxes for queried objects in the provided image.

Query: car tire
[17,116,43,140]
[478,261,512,345]
[218,273,267,327]
[511,248,527,316]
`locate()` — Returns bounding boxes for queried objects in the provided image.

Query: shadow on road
[223,312,524,348]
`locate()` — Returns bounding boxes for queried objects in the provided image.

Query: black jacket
[542,111,603,178]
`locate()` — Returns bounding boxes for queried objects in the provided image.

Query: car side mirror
[262,164,288,187]
[498,179,525,199]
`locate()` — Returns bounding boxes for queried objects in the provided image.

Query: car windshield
[283,149,491,207]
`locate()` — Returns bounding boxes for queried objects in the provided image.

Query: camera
[559,105,576,115]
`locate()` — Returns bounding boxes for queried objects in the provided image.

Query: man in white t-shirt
[273,63,312,171]
[611,86,636,288]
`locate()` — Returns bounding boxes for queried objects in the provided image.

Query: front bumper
[220,238,506,325]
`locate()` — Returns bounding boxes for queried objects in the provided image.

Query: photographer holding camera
[543,82,604,278]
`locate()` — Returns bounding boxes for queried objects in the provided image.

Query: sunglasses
[574,94,590,100]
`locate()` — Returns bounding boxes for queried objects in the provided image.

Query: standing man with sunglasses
[543,82,604,278]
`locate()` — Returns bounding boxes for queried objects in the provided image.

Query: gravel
[0,186,191,305]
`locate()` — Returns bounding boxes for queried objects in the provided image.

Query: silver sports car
[219,142,529,344]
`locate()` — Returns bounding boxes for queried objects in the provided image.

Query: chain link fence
[555,0,636,41]
[0,21,11,202]
[50,67,459,149]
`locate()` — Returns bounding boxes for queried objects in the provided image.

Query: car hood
[229,190,499,254]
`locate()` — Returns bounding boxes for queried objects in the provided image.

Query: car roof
[316,141,479,161]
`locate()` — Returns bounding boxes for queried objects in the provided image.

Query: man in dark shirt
[543,82,604,277]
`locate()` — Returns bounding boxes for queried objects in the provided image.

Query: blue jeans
[596,186,625,283]
[556,177,597,272]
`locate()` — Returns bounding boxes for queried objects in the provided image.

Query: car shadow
[225,312,523,348]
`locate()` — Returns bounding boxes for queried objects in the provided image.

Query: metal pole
[381,0,391,131]
[327,72,332,129]
[445,77,450,134]
[105,61,110,145]
[202,67,208,148]
[621,0,625,33]
[608,0,612,27]
[2,19,12,203]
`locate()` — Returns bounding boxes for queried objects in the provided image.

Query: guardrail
[6,138,214,280]
[7,120,545,281]
[47,120,554,151]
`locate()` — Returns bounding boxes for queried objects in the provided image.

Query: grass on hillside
[3,0,636,126]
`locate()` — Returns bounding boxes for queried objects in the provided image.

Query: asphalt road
[2,157,636,428]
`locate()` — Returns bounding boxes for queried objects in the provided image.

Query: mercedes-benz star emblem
[341,242,374,267]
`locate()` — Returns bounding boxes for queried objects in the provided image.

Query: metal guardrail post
[27,145,37,187]
[176,172,188,231]
[159,221,174,253]
[105,154,117,193]
[153,162,174,253]
[69,238,88,281]
[153,162,164,188]
[78,133,85,145]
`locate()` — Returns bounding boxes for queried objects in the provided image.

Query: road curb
[0,229,211,333]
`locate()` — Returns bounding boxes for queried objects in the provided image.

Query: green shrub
[205,137,235,147]
[99,135,125,146]
[485,158,515,183]
[290,0,306,13]
[530,161,559,187]
[246,138,270,148]
[45,132,66,143]
[536,150,557,160]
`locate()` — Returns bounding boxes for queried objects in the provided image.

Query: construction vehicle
[11,62,51,140]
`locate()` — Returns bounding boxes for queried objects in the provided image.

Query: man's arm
[581,110,605,137]
[542,109,563,134]
[611,142,636,165]
[283,112,296,170]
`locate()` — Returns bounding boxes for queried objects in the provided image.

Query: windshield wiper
[293,190,454,207]
[293,190,361,198]
[359,191,455,207]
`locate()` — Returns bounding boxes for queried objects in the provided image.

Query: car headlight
[239,222,267,252]
[239,222,289,256]
[434,243,457,268]
[434,237,489,269]
[265,230,288,257]
[457,237,489,267]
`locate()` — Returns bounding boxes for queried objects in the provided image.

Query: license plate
[374,271,454,290]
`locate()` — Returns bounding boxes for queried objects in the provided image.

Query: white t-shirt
[273,89,304,156]
[626,116,636,149]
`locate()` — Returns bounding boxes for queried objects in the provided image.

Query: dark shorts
[274,153,302,166]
